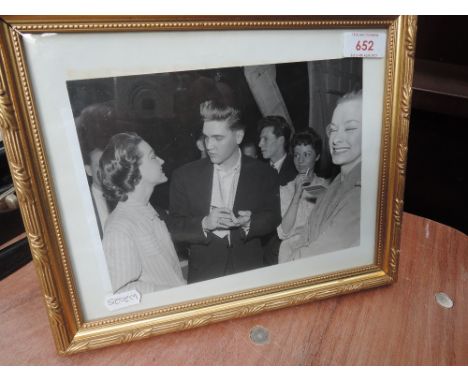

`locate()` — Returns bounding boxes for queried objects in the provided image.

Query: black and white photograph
[8,25,389,325]
[68,58,363,295]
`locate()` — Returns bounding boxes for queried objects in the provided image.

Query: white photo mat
[23,28,386,321]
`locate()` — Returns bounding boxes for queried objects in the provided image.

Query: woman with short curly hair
[99,132,186,294]
[278,130,329,263]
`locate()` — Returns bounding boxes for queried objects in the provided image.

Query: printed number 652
[355,40,374,51]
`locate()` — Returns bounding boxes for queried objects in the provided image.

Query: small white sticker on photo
[343,32,386,58]
[105,289,141,311]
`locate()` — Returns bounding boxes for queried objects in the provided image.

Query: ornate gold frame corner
[0,15,416,354]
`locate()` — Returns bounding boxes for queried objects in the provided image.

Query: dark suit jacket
[262,154,297,265]
[278,154,298,186]
[168,155,281,283]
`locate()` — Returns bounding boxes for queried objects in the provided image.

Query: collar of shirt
[211,150,242,208]
[210,150,242,239]
[214,149,242,176]
[271,153,287,173]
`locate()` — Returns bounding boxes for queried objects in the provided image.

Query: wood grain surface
[0,213,466,365]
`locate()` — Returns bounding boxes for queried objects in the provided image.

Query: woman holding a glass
[278,130,329,263]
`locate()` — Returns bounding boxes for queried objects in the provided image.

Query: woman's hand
[293,172,311,198]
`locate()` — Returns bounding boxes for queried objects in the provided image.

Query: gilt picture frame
[0,16,416,354]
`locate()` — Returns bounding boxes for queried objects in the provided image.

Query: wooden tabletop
[0,212,466,365]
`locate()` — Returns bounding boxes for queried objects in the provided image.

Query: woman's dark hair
[98,132,143,202]
[291,129,322,158]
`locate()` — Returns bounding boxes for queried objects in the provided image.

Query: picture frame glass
[22,27,386,321]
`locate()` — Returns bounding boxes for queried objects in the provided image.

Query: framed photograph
[0,16,416,354]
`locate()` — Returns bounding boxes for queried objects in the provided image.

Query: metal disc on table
[250,325,270,345]
[435,292,454,309]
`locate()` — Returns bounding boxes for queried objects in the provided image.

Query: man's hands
[203,207,235,231]
[236,210,252,228]
[202,207,252,231]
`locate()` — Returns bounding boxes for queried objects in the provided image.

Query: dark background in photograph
[66,58,362,210]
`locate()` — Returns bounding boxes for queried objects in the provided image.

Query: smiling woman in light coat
[287,90,363,260]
